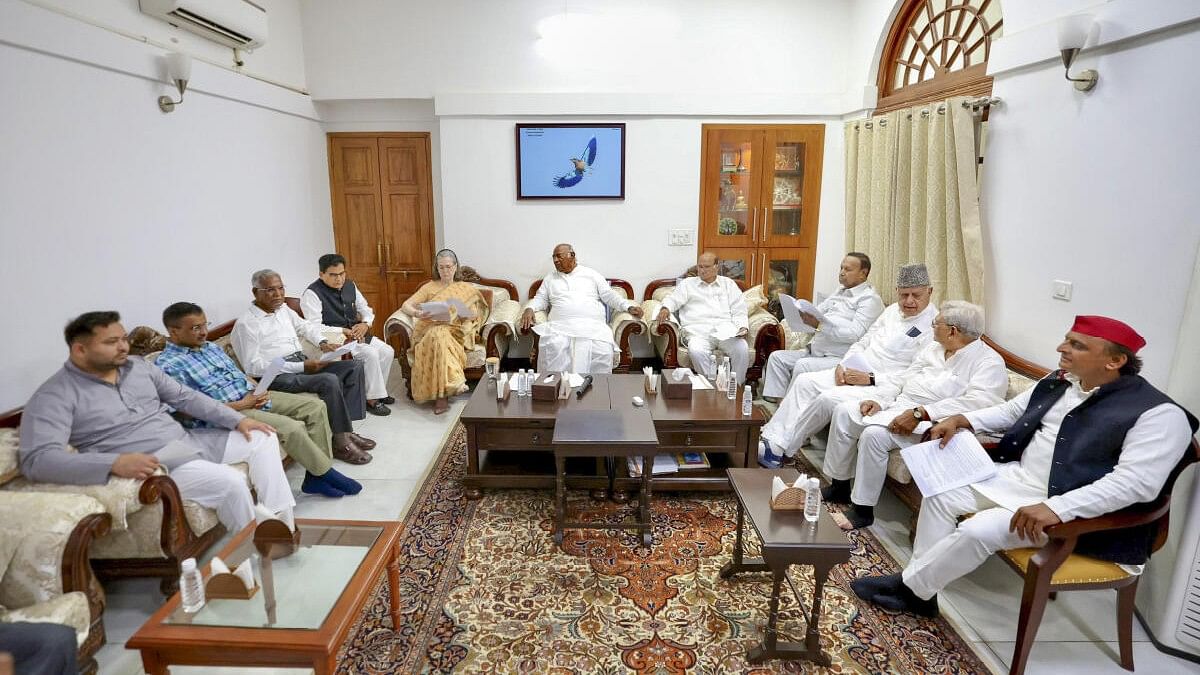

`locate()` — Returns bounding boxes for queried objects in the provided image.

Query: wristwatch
[868,372,876,386]
[912,406,925,420]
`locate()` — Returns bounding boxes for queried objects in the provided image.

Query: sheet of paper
[795,298,825,323]
[318,343,355,362]
[840,352,874,374]
[711,322,739,340]
[689,374,714,390]
[778,294,815,334]
[253,356,286,395]
[566,373,585,388]
[155,440,201,471]
[232,559,255,589]
[445,297,476,319]
[899,432,997,498]
[210,556,230,575]
[627,453,679,477]
[419,301,452,322]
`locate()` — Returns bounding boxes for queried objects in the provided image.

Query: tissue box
[661,369,693,399]
[531,373,560,401]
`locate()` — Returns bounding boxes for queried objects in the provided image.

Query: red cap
[1070,315,1146,353]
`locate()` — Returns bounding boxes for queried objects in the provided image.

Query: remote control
[632,396,645,407]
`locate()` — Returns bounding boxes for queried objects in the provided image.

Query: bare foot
[433,398,449,415]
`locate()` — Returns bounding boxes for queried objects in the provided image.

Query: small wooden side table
[720,468,853,665]
[552,408,659,548]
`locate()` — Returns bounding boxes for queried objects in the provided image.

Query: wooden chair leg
[1010,566,1055,675]
[1116,580,1138,670]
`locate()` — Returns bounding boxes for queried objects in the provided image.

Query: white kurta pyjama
[822,338,1008,506]
[762,282,884,398]
[902,375,1193,600]
[528,265,633,374]
[661,275,750,384]
[761,302,937,457]
[300,287,395,400]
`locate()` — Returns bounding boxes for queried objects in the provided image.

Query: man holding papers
[232,270,375,454]
[852,316,1197,618]
[519,243,644,374]
[821,301,1007,528]
[758,263,937,468]
[763,253,883,399]
[300,253,395,416]
[158,302,370,493]
[655,252,750,384]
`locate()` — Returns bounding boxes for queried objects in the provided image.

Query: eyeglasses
[255,285,285,294]
[185,322,212,334]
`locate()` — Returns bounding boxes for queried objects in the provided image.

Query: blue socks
[302,471,344,498]
[315,468,362,495]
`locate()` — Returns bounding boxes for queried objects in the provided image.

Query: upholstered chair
[519,278,643,373]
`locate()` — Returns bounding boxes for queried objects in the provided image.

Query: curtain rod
[851,96,1003,127]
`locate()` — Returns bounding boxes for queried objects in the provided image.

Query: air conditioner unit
[139,0,268,50]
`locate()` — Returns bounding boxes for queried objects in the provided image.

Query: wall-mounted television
[515,123,626,199]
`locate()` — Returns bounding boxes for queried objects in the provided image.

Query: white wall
[0,0,331,410]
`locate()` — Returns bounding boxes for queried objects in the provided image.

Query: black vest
[306,279,372,342]
[995,371,1197,564]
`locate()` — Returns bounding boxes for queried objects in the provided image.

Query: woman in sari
[400,249,489,414]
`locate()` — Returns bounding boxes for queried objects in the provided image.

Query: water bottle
[741,385,753,416]
[804,477,822,523]
[726,361,737,400]
[516,369,527,397]
[179,557,206,613]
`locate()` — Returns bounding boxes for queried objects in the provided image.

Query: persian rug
[337,425,990,674]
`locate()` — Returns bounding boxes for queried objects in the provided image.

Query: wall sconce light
[158,52,192,113]
[1057,13,1098,92]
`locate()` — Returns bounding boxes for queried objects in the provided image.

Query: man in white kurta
[656,252,749,384]
[762,253,884,398]
[851,316,1196,618]
[821,301,1007,528]
[758,263,937,467]
[520,244,643,373]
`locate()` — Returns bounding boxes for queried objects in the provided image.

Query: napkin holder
[661,369,693,399]
[205,571,258,600]
[253,519,301,560]
[769,486,807,511]
[531,373,559,401]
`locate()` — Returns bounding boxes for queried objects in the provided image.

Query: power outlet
[668,229,694,246]
[1052,280,1073,301]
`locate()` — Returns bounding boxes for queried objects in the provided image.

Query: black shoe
[851,573,904,601]
[821,478,852,505]
[380,396,396,404]
[365,401,391,416]
[839,504,875,529]
[871,582,939,618]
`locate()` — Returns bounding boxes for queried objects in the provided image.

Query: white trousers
[823,402,918,506]
[686,335,748,385]
[349,339,395,400]
[902,486,1046,599]
[761,350,841,399]
[538,334,615,374]
[170,431,296,532]
[761,369,880,457]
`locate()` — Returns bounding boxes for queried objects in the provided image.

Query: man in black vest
[851,315,1197,617]
[300,254,396,416]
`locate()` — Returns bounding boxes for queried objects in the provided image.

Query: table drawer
[478,424,554,449]
[657,429,740,450]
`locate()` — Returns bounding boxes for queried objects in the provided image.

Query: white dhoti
[348,338,395,400]
[537,332,616,373]
[170,430,295,531]
[762,350,841,398]
[684,327,748,385]
[823,402,923,506]
[760,369,880,457]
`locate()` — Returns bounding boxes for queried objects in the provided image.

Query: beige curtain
[844,96,985,305]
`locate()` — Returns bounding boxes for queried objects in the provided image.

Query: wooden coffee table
[461,374,763,498]
[127,518,401,674]
[719,469,853,665]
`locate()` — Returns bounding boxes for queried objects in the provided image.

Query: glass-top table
[128,519,402,675]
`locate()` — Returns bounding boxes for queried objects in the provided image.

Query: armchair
[640,278,784,386]
[384,268,522,399]
[519,278,642,373]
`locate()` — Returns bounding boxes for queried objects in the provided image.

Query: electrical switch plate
[1052,280,1073,301]
[668,229,694,246]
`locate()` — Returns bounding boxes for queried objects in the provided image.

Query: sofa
[519,277,643,372]
[638,278,785,386]
[383,268,523,398]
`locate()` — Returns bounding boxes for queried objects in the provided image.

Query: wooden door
[760,126,824,249]
[699,128,763,249]
[328,136,388,335]
[378,136,435,318]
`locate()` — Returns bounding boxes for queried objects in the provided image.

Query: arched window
[876,0,1003,113]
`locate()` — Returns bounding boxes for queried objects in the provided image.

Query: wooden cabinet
[327,133,435,339]
[699,124,824,310]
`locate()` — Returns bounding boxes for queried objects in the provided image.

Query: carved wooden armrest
[1044,503,1167,540]
[481,299,522,358]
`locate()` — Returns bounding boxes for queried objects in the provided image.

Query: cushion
[998,547,1131,585]
[1007,371,1038,400]
[0,492,105,609]
[0,591,90,646]
[475,287,495,313]
[0,428,18,486]
[742,284,768,316]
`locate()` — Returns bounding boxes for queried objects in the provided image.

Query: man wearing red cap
[851,315,1198,617]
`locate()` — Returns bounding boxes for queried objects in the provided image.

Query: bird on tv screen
[516,124,626,199]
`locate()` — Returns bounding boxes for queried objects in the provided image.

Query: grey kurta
[18,358,244,485]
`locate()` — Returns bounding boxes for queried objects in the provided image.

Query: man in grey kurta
[19,311,295,530]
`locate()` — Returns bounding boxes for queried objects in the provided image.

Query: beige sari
[409,280,489,402]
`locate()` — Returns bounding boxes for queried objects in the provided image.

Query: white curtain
[844,97,985,305]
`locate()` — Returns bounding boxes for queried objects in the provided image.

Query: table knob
[532,432,541,444]
[686,434,693,446]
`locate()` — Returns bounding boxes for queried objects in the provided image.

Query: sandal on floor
[433,398,450,415]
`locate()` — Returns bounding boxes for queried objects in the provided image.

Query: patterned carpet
[337,425,990,674]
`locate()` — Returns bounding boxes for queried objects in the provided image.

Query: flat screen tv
[515,123,626,199]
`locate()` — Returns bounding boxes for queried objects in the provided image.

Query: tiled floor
[92,378,1200,674]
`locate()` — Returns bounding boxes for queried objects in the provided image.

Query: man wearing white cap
[758,263,937,468]
[852,316,1198,618]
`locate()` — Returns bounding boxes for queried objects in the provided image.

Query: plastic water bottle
[516,369,527,397]
[179,557,206,613]
[726,361,737,400]
[804,477,822,523]
[741,385,753,416]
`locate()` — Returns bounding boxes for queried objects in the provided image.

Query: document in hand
[840,352,873,374]
[778,294,825,333]
[253,356,287,395]
[899,432,997,498]
[318,343,355,362]
[419,301,453,321]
